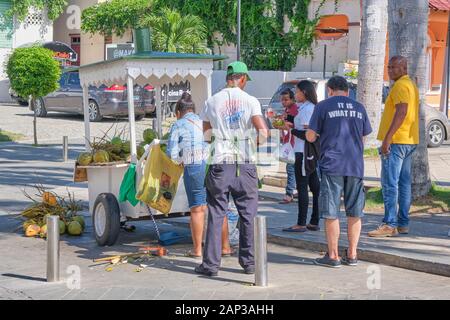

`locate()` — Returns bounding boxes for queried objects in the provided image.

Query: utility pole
[237,0,241,61]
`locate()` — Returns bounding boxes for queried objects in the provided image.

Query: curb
[262,176,287,188]
[169,217,450,278]
[262,176,382,189]
[268,234,450,278]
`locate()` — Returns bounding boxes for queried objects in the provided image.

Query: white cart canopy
[78,51,226,162]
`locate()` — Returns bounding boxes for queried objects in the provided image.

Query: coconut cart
[75,29,226,246]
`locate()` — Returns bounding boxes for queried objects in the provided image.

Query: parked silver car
[30,71,156,122]
[265,80,449,148]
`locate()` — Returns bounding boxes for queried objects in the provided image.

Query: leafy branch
[6,0,68,21]
[80,0,335,70]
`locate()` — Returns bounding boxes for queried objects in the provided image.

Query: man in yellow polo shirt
[369,56,419,238]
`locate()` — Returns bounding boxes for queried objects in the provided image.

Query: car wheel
[18,99,29,106]
[427,120,445,148]
[34,98,47,117]
[93,193,121,246]
[135,114,145,121]
[147,110,156,118]
[88,100,102,122]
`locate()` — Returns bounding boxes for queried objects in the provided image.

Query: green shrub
[6,46,61,145]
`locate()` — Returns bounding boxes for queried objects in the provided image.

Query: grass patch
[425,183,450,212]
[364,148,379,158]
[365,187,384,209]
[0,129,25,142]
[365,184,450,214]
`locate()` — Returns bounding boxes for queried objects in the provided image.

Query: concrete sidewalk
[262,142,450,188]
[40,181,450,278]
[172,185,450,278]
[260,186,450,277]
[2,208,450,300]
[2,142,449,278]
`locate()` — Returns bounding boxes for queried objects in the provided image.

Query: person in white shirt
[277,80,320,233]
[195,61,268,277]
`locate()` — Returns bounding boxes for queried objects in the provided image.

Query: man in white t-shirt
[195,61,268,277]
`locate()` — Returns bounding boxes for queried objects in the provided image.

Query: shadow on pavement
[1,273,46,282]
[0,142,84,163]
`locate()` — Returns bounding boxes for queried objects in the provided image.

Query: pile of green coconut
[137,128,169,158]
[77,128,168,166]
[21,187,86,238]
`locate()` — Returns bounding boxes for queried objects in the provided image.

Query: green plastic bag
[119,163,139,207]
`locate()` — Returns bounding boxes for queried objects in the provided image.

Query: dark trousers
[201,164,259,272]
[295,152,320,226]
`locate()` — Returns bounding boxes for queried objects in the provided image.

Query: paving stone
[97,287,138,300]
[128,288,165,300]
[1,131,450,300]
[154,289,188,300]
[182,290,215,300]
[71,288,112,300]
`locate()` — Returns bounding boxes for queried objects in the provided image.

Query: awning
[78,50,227,154]
[315,14,349,40]
[19,41,78,62]
[77,51,226,87]
[429,0,450,11]
[42,41,78,62]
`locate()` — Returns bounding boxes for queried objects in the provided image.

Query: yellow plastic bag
[136,144,184,214]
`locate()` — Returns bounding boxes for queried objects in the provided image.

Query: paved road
[0,103,159,144]
[365,142,450,186]
[0,144,449,300]
[1,213,450,300]
[1,103,450,300]
[0,103,163,216]
[0,143,84,215]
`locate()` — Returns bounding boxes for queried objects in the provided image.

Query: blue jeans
[286,163,296,196]
[183,162,207,209]
[381,144,417,228]
[319,173,365,220]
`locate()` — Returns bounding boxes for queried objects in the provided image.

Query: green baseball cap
[227,61,252,81]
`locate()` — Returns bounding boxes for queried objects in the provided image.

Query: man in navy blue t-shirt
[306,76,372,268]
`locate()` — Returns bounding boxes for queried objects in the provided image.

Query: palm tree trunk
[357,0,388,147]
[388,0,431,199]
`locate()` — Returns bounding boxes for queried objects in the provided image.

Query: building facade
[9,0,446,105]
[52,0,132,66]
[300,0,449,104]
[0,1,53,102]
[216,0,448,104]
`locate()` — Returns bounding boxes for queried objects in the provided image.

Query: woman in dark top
[278,80,320,232]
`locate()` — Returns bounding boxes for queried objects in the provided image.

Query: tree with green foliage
[81,0,153,36]
[81,0,333,70]
[6,0,68,21]
[6,46,61,145]
[140,8,208,54]
[157,0,332,70]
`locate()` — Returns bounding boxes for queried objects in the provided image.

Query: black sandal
[307,224,320,231]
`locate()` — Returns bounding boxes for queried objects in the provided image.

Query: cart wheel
[93,193,121,246]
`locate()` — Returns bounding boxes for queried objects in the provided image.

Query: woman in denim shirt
[167,93,232,258]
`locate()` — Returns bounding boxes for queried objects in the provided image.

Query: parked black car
[27,71,156,122]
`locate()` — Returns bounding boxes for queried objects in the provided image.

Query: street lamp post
[237,0,241,61]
